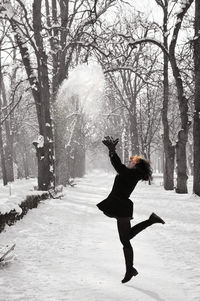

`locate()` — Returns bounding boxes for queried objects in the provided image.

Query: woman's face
[127,160,135,169]
[127,156,141,169]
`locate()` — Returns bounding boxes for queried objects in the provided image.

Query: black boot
[121,247,138,283]
[149,212,165,224]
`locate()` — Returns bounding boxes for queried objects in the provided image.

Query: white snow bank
[0,179,46,214]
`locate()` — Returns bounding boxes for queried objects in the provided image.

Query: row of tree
[0,0,200,196]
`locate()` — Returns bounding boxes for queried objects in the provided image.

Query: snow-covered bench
[48,185,64,199]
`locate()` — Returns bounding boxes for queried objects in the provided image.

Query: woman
[97,136,165,283]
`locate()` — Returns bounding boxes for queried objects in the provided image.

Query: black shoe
[121,267,138,283]
[149,213,165,224]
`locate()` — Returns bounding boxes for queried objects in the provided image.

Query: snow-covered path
[0,172,199,301]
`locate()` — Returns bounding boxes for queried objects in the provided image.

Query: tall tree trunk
[1,77,14,182]
[175,129,188,193]
[0,53,7,185]
[129,112,139,155]
[188,143,193,176]
[72,141,85,178]
[48,0,74,186]
[54,118,67,186]
[0,98,7,185]
[0,124,7,185]
[73,115,86,178]
[122,125,129,165]
[22,131,30,178]
[193,0,200,195]
[168,0,194,193]
[32,1,55,190]
[3,2,55,190]
[162,1,175,190]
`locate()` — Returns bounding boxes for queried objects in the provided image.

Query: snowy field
[0,171,200,301]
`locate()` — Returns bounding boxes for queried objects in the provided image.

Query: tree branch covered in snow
[170,0,194,55]
[129,38,169,57]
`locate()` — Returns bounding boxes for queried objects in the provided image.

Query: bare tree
[0,47,16,182]
[154,0,175,190]
[169,0,193,193]
[0,1,55,190]
[128,0,194,193]
[0,0,116,188]
[96,14,162,159]
[0,52,7,185]
[44,0,117,185]
[0,19,14,184]
[193,0,200,195]
[137,84,162,160]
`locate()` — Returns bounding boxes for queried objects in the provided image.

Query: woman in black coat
[97,136,165,283]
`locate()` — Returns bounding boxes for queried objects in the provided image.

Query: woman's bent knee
[122,241,132,248]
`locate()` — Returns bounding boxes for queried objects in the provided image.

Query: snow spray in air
[56,63,105,118]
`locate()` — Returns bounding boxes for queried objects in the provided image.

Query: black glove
[102,136,119,155]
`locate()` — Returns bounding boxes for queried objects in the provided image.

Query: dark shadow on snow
[126,285,166,301]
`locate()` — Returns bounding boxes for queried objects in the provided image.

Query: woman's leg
[130,213,165,240]
[117,218,138,283]
[130,219,152,239]
[117,217,132,249]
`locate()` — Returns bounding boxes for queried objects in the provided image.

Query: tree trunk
[55,95,76,186]
[73,121,86,178]
[23,135,30,179]
[0,104,7,185]
[193,0,200,195]
[73,144,85,178]
[168,0,194,193]
[0,55,7,185]
[0,125,7,185]
[4,2,55,190]
[130,113,139,155]
[122,125,129,164]
[54,128,68,186]
[187,143,193,176]
[22,152,29,179]
[162,1,175,190]
[175,130,188,193]
[32,1,55,190]
[1,77,14,182]
[163,144,175,189]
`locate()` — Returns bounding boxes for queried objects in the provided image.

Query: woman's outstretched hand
[102,136,119,153]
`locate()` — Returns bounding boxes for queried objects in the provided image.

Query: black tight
[117,217,153,269]
[117,216,163,275]
[117,217,153,248]
[130,219,153,239]
[117,218,132,248]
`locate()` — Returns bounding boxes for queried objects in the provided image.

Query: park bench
[48,185,64,199]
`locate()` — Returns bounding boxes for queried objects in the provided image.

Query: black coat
[97,152,142,219]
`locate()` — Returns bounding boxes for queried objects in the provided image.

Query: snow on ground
[0,171,200,301]
[0,179,44,214]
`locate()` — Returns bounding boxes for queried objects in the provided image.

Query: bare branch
[1,94,23,125]
[104,66,159,87]
[155,0,164,9]
[129,38,169,56]
[15,0,33,32]
[169,0,194,55]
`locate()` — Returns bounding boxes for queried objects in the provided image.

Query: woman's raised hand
[102,136,119,152]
